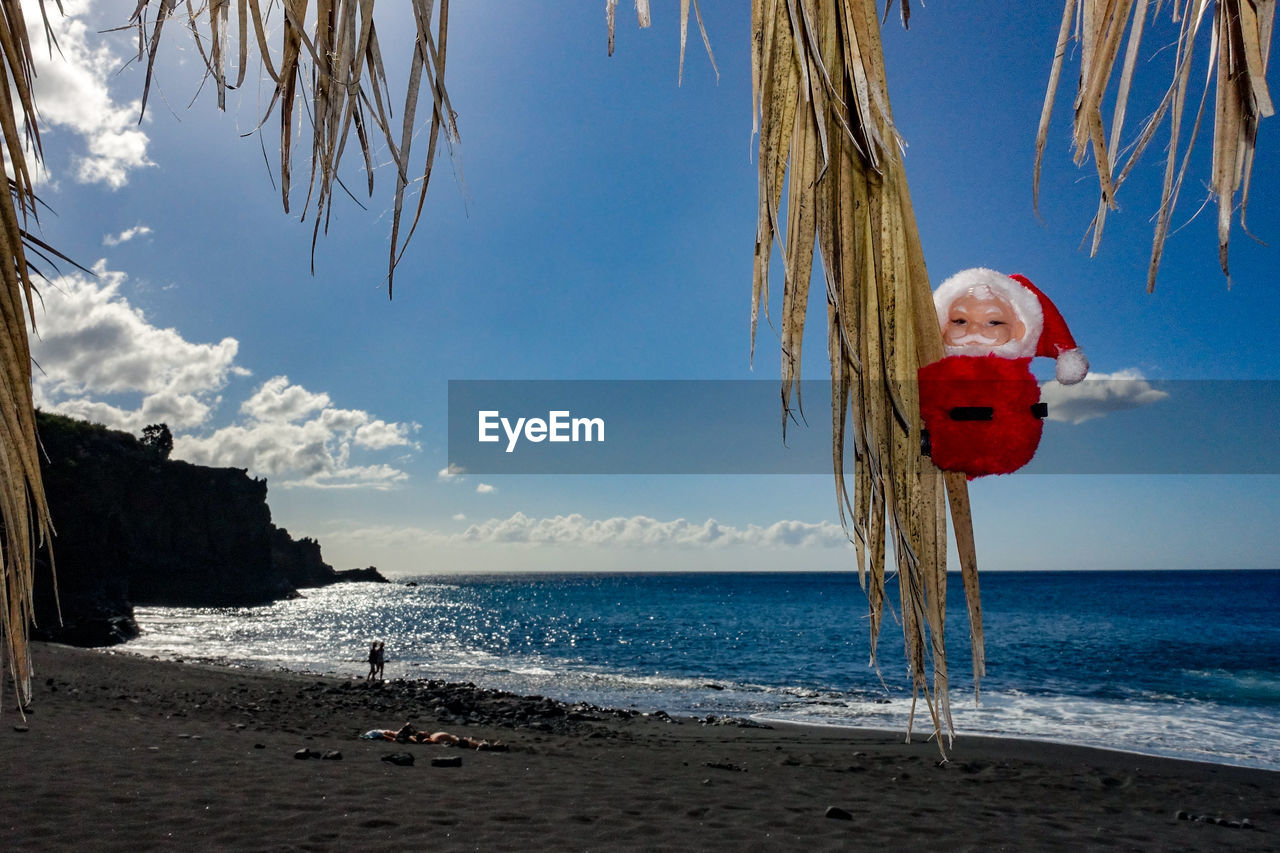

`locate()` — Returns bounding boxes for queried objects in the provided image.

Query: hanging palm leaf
[0,0,70,715]
[1036,0,1275,291]
[751,0,983,755]
[127,0,459,295]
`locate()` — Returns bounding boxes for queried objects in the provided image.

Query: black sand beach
[2,643,1276,852]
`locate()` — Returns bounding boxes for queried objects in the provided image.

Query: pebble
[381,752,414,766]
[703,761,746,773]
[1177,811,1256,829]
[12,724,29,733]
[431,756,463,768]
[321,750,343,761]
[825,806,854,821]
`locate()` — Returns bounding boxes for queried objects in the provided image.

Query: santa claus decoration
[918,268,1088,478]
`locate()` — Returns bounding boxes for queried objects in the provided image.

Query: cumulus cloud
[452,513,467,521]
[103,224,152,246]
[476,483,497,494]
[355,419,417,450]
[177,376,419,489]
[32,263,245,431]
[1040,369,1170,425]
[32,264,419,489]
[328,514,852,550]
[241,376,330,422]
[25,0,153,187]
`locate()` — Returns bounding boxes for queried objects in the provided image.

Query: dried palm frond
[0,0,57,714]
[127,0,459,296]
[751,0,983,756]
[124,1,716,287]
[607,0,720,84]
[1036,0,1275,291]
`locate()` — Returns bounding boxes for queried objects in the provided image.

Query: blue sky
[25,1,1280,575]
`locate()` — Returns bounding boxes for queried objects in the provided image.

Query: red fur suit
[918,354,1046,479]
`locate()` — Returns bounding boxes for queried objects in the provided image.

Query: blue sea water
[125,570,1280,770]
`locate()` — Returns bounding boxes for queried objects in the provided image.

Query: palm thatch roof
[0,2,1272,753]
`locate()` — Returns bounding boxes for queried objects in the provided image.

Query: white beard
[943,335,1035,359]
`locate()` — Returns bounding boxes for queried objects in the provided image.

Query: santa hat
[933,268,1089,385]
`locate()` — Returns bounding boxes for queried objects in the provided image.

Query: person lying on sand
[359,724,507,751]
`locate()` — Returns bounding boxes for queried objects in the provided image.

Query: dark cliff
[269,526,393,589]
[31,412,386,647]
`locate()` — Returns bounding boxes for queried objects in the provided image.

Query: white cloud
[25,0,153,188]
[328,514,853,550]
[284,463,411,491]
[46,393,215,435]
[355,419,417,450]
[32,263,245,431]
[1040,369,1170,425]
[452,513,467,521]
[241,376,330,422]
[476,483,496,494]
[103,224,152,246]
[438,463,466,481]
[177,376,419,489]
[32,265,419,489]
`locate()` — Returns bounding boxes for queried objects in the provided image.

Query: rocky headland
[32,412,386,647]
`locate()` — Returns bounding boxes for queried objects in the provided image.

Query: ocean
[123,569,1280,771]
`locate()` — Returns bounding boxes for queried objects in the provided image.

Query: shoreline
[113,638,1280,775]
[3,643,1277,851]
[747,711,1280,774]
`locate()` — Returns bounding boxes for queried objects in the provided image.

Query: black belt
[923,403,1048,458]
[948,403,1049,421]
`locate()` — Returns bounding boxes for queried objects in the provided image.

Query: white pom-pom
[1055,348,1089,385]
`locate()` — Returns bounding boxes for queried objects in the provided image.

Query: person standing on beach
[374,641,385,681]
[366,641,379,681]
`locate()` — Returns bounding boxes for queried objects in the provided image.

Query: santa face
[941,287,1028,357]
